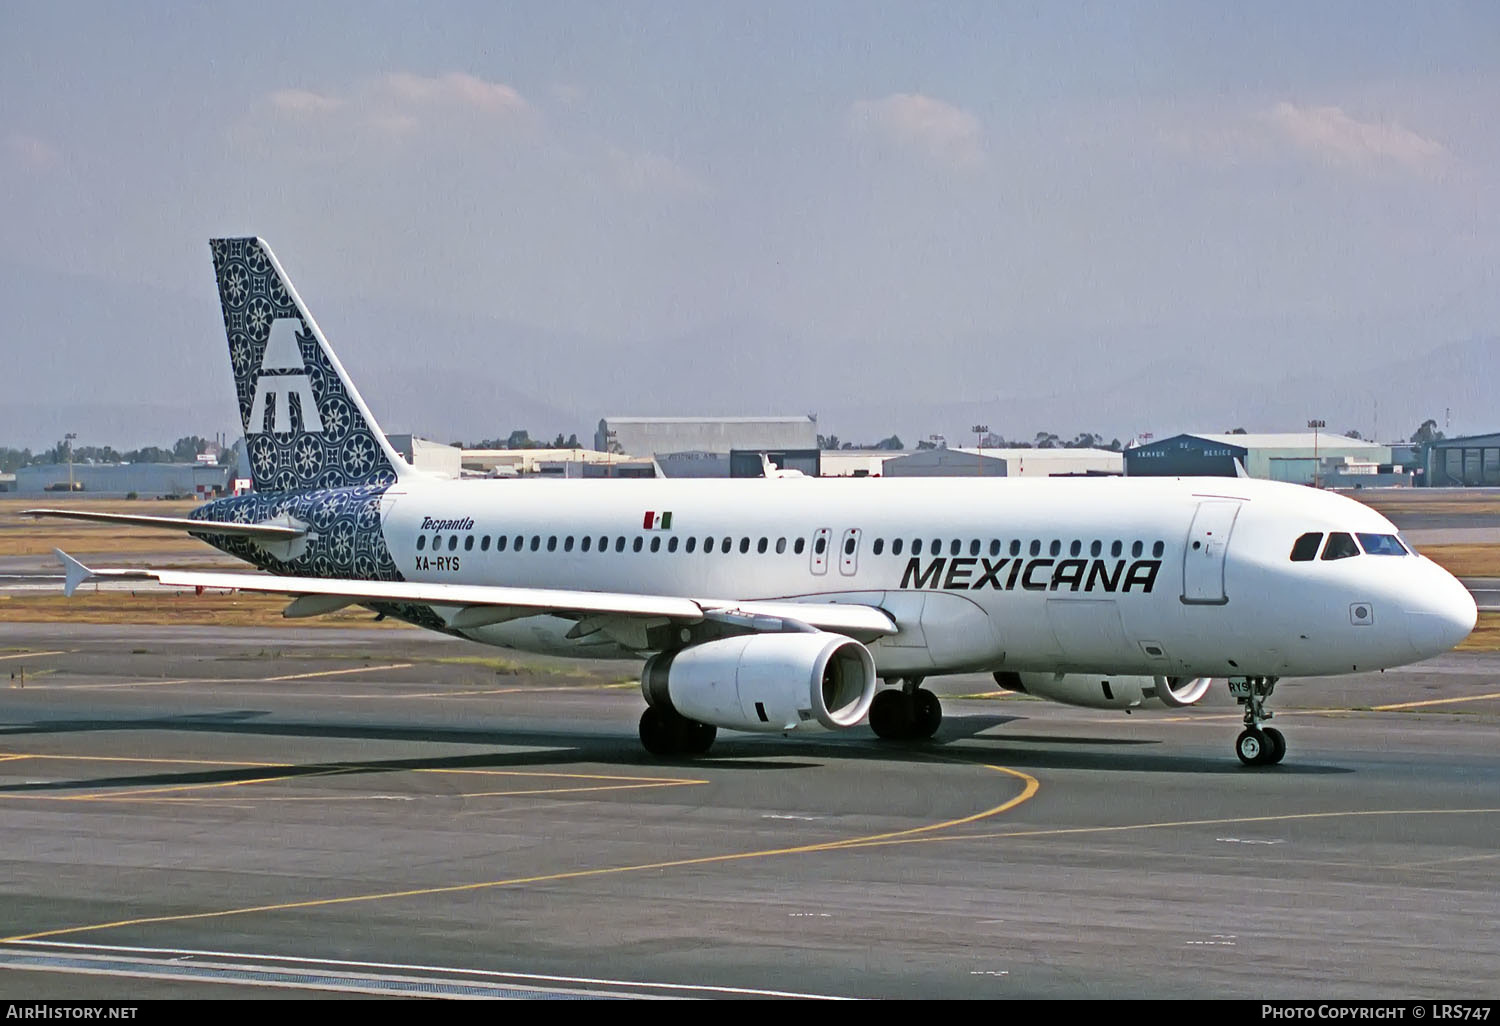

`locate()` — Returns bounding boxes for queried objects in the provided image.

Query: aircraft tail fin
[209,237,406,493]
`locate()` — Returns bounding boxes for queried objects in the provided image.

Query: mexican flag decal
[643,511,673,530]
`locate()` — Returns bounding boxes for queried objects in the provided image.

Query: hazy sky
[3,2,1498,449]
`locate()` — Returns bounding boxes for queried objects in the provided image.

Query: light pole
[64,432,77,492]
[1307,419,1325,488]
[971,424,989,476]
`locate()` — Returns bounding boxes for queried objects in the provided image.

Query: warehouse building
[1423,432,1500,487]
[595,416,818,458]
[388,434,463,479]
[883,447,1123,478]
[1125,433,1393,484]
[11,461,231,498]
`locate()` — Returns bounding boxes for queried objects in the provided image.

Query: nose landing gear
[1229,676,1285,766]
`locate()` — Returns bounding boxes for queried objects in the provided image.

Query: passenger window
[633,537,644,553]
[1357,533,1408,556]
[969,539,980,556]
[721,537,732,553]
[777,538,787,554]
[686,537,697,553]
[872,538,883,556]
[668,536,679,553]
[1131,540,1143,558]
[563,536,574,552]
[1290,532,1322,561]
[464,535,474,551]
[989,540,1001,557]
[449,536,459,551]
[1322,532,1359,561]
[615,537,626,553]
[892,538,904,556]
[1068,540,1080,557]
[529,536,540,552]
[514,535,524,552]
[814,536,826,555]
[416,535,426,551]
[1152,540,1164,558]
[598,536,607,551]
[497,535,508,552]
[546,536,557,552]
[1111,540,1122,557]
[650,537,661,553]
[1029,540,1040,556]
[703,536,713,552]
[794,538,805,555]
[1049,540,1061,557]
[759,537,769,554]
[1010,540,1021,557]
[481,536,490,551]
[844,537,855,555]
[739,537,750,554]
[913,539,924,556]
[1090,540,1101,557]
[580,536,590,552]
[931,538,941,554]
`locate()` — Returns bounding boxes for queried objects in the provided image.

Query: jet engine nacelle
[994,671,1213,711]
[643,633,877,734]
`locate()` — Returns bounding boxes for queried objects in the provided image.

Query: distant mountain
[2,258,1494,452]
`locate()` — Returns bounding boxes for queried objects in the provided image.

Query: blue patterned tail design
[209,237,405,493]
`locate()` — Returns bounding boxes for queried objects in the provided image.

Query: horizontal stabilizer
[25,508,305,540]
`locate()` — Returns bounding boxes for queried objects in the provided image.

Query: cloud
[244,71,537,152]
[1260,102,1450,174]
[1164,101,1452,178]
[848,93,984,170]
[5,133,62,171]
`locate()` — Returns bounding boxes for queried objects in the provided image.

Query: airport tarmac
[1,623,1497,1000]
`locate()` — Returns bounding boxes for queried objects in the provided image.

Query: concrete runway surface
[0,623,1497,1000]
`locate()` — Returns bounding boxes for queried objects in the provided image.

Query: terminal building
[1124,433,1395,484]
[1423,432,1500,487]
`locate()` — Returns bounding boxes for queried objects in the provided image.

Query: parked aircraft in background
[28,238,1477,765]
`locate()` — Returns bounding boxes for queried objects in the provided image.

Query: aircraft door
[838,528,861,576]
[1182,500,1241,605]
[810,528,831,575]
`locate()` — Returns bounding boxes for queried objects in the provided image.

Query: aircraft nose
[1406,568,1478,658]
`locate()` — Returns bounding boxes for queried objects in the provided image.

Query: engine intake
[995,671,1213,711]
[643,633,877,733]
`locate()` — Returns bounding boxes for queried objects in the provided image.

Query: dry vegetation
[0,589,413,629]
[1457,612,1500,652]
[1419,545,1500,578]
[0,498,209,558]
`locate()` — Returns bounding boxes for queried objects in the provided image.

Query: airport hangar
[1123,432,1398,485]
[1423,432,1500,487]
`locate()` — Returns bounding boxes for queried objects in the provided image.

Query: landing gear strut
[639,705,716,757]
[869,677,942,741]
[1229,676,1285,767]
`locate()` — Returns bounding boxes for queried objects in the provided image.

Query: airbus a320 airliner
[28,238,1477,765]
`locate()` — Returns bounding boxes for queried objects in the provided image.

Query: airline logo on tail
[247,319,323,434]
[210,236,402,494]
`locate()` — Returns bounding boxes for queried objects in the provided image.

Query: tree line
[1,436,216,474]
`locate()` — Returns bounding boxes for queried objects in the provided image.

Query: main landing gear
[1229,676,1286,767]
[868,677,943,741]
[638,705,717,757]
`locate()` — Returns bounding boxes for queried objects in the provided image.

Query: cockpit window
[1357,533,1408,556]
[1321,532,1360,560]
[1290,532,1323,562]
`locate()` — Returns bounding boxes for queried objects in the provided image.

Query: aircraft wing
[53,550,898,638]
[25,508,305,540]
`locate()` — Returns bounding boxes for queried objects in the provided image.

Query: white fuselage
[377,474,1475,680]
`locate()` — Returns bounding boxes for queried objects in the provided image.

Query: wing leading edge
[52,550,898,638]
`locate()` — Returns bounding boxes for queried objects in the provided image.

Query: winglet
[54,549,94,597]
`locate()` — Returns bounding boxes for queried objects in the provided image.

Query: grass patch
[0,590,415,629]
[1420,545,1500,578]
[1457,612,1500,652]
